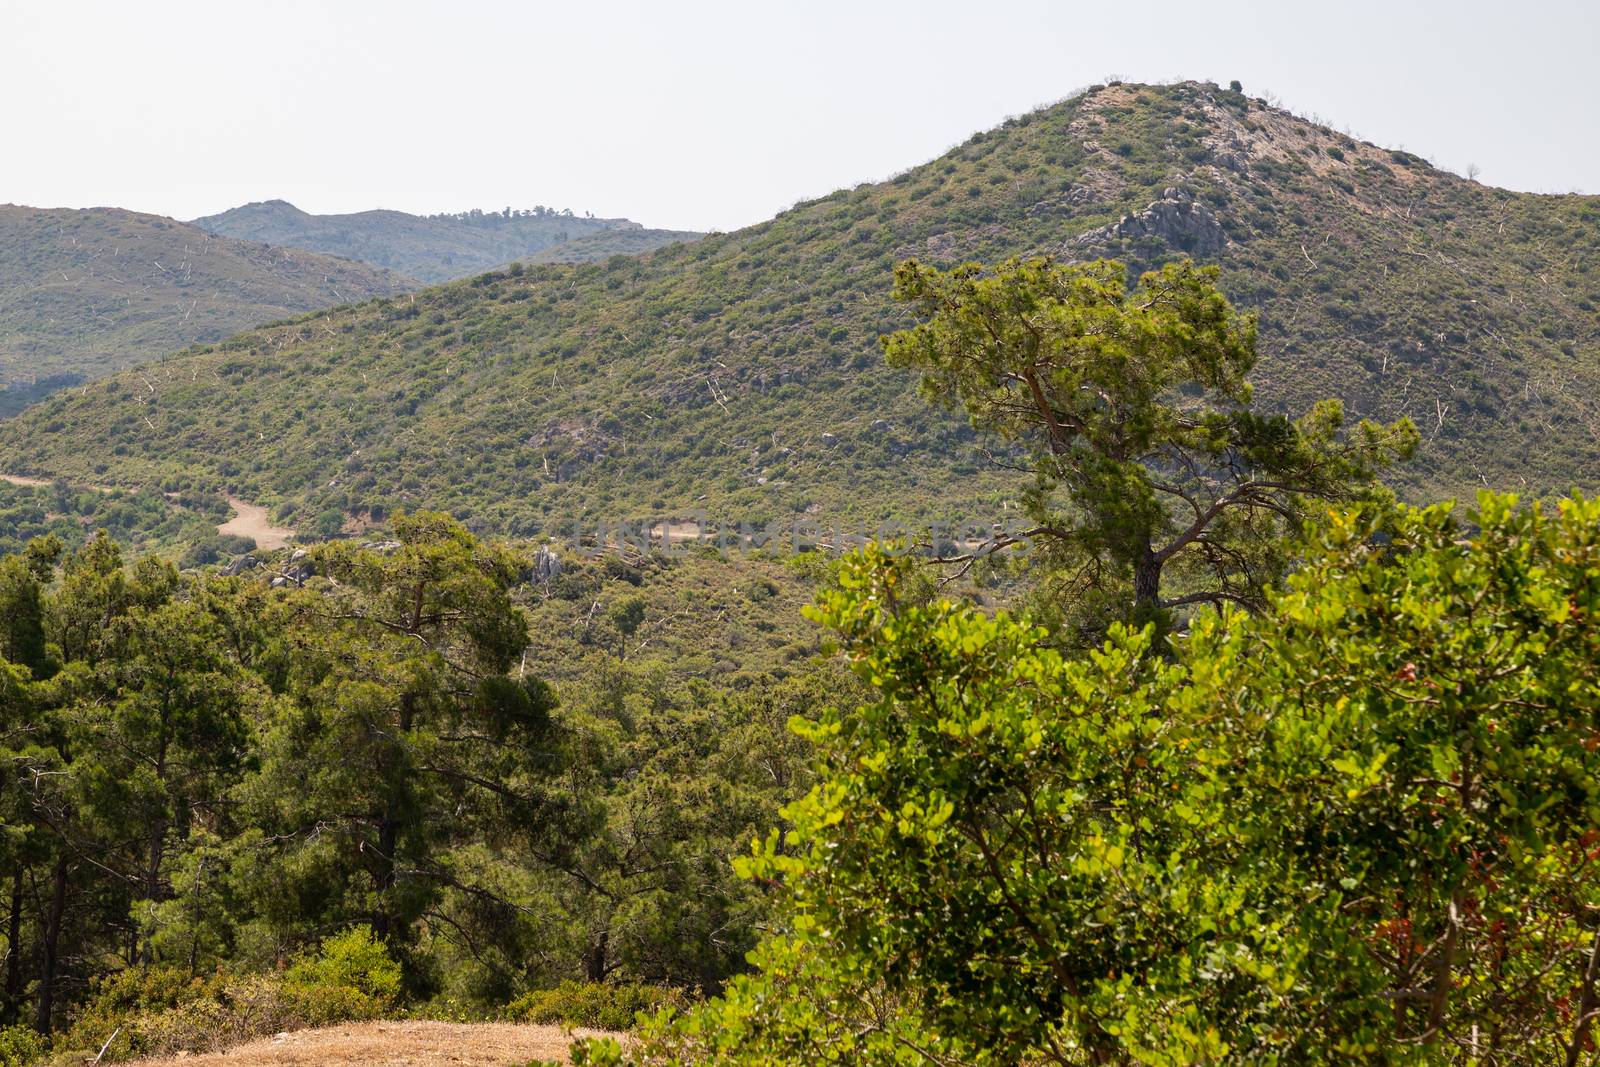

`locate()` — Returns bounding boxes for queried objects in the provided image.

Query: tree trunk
[1564,924,1600,1067]
[1133,543,1162,620]
[140,721,170,964]
[1425,898,1460,1039]
[582,930,608,984]
[3,865,24,1023]
[372,812,397,942]
[372,693,413,942]
[34,857,67,1034]
[137,827,165,965]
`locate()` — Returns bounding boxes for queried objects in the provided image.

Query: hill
[192,200,701,283]
[0,205,413,399]
[4,82,1597,536]
[524,225,703,264]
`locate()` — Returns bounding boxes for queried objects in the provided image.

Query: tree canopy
[884,256,1418,630]
[0,515,834,1049]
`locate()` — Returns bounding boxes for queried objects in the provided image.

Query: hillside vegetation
[4,82,1597,535]
[523,225,703,265]
[193,200,700,283]
[0,477,228,559]
[0,205,412,393]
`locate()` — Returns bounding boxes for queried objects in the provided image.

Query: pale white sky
[2,0,1595,233]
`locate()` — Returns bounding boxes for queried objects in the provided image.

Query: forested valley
[0,511,853,1062]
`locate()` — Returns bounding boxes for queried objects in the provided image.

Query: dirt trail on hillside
[0,474,55,489]
[220,496,296,551]
[132,1020,619,1066]
[0,473,114,493]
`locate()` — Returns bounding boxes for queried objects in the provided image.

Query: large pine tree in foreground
[883,256,1418,629]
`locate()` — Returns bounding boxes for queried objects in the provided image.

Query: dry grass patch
[128,1020,618,1066]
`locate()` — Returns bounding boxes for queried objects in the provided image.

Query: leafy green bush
[60,928,401,1061]
[285,924,402,1000]
[63,966,224,1056]
[181,532,258,567]
[0,1026,47,1067]
[505,981,688,1031]
[610,494,1600,1063]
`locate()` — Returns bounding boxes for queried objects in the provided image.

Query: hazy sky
[3,0,1595,232]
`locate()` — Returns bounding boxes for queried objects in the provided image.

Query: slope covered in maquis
[3,82,1596,537]
[0,206,414,390]
[192,200,700,283]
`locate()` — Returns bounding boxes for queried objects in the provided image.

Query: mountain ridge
[192,200,702,283]
[0,204,414,397]
[4,82,1595,534]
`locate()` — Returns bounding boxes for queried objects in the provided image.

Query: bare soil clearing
[220,496,296,551]
[130,1020,616,1066]
[0,473,54,489]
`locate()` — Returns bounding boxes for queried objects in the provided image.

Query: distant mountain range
[191,201,701,283]
[4,82,1596,532]
[0,205,412,403]
[0,200,700,416]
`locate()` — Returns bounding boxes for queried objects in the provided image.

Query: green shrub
[0,1026,47,1067]
[181,532,257,567]
[286,924,402,1000]
[64,966,224,1056]
[505,981,688,1032]
[59,929,399,1061]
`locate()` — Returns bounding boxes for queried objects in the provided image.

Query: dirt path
[220,496,297,551]
[1,472,120,493]
[0,473,54,489]
[131,1020,617,1066]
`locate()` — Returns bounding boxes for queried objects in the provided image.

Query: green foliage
[0,516,836,1038]
[180,532,257,568]
[285,925,403,1001]
[608,594,648,658]
[0,480,225,559]
[60,957,397,1063]
[0,1026,46,1067]
[505,981,688,1031]
[521,548,829,685]
[525,228,703,267]
[885,255,1416,629]
[617,494,1600,1064]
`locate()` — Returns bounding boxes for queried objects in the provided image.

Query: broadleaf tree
[594,493,1600,1065]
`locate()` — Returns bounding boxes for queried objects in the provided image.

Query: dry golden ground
[129,1020,620,1066]
[218,496,296,551]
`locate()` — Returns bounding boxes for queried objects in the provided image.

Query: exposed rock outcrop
[533,547,563,582]
[1071,187,1228,258]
